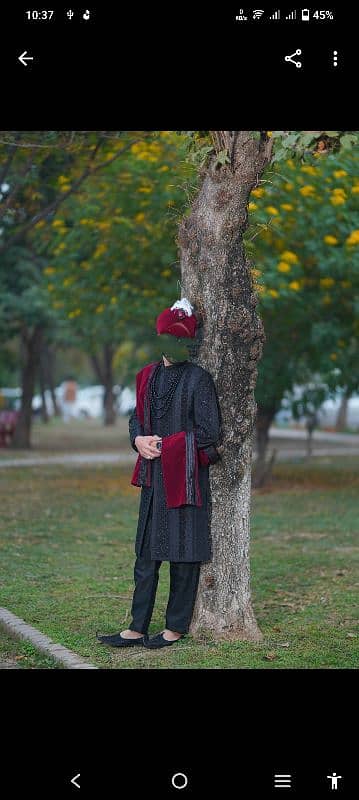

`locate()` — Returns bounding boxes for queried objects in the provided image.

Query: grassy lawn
[0,456,358,669]
[0,627,63,669]
[0,415,132,458]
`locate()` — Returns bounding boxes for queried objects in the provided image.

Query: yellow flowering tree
[37,132,193,422]
[0,131,162,444]
[244,150,359,480]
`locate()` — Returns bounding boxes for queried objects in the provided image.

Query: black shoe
[96,631,146,648]
[143,632,183,649]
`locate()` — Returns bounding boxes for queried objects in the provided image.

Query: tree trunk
[45,343,61,417]
[38,341,49,423]
[335,389,350,431]
[11,325,43,449]
[253,404,278,488]
[180,131,273,641]
[90,343,116,425]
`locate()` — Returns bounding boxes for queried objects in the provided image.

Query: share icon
[284,48,302,68]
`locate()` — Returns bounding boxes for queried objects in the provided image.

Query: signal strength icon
[253,9,265,18]
[271,9,280,19]
[286,10,297,19]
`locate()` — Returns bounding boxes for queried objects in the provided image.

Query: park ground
[0,418,358,669]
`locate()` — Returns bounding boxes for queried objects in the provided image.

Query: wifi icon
[253,9,265,18]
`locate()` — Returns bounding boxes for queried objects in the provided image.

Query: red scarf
[130,362,210,508]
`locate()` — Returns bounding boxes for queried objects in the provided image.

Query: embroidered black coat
[128,360,222,562]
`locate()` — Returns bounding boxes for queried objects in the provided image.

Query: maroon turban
[156,298,197,339]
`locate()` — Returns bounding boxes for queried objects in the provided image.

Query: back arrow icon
[71,773,80,789]
[18,51,34,66]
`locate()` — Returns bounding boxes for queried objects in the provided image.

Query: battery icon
[302,8,310,20]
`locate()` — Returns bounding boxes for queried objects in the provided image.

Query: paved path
[0,452,135,468]
[0,429,358,468]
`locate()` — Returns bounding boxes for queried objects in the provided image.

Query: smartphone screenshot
[1,6,357,797]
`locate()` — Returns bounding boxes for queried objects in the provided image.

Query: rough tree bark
[179,131,273,641]
[90,343,116,425]
[11,324,44,449]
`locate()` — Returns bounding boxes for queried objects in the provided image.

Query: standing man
[97,297,222,649]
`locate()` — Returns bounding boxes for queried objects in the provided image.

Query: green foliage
[247,151,359,412]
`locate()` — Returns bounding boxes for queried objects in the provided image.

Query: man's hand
[135,434,162,459]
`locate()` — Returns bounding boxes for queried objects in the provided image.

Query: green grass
[0,627,63,669]
[0,415,132,457]
[0,456,358,669]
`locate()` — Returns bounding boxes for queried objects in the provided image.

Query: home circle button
[171,773,188,790]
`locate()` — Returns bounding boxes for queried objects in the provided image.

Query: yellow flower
[158,165,169,172]
[248,202,257,211]
[286,159,295,169]
[322,293,332,305]
[97,222,111,231]
[44,267,56,275]
[281,250,299,264]
[68,309,82,319]
[267,131,273,137]
[160,269,172,277]
[268,289,279,298]
[332,187,346,195]
[266,205,279,215]
[351,186,359,194]
[95,304,105,314]
[47,284,55,292]
[135,212,145,223]
[320,278,335,288]
[110,297,118,304]
[35,220,45,229]
[80,261,91,271]
[281,203,294,211]
[94,243,107,259]
[57,176,69,185]
[278,261,291,273]
[299,185,316,197]
[346,230,359,246]
[52,219,65,228]
[323,235,338,245]
[331,195,345,206]
[330,353,337,360]
[137,186,153,194]
[289,281,300,291]
[301,165,317,175]
[284,182,294,191]
[252,187,265,198]
[333,170,347,178]
[63,277,74,287]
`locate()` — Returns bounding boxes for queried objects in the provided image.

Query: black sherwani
[129,360,222,563]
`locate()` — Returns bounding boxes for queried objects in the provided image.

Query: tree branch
[0,136,144,255]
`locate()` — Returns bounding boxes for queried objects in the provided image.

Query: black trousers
[128,498,201,635]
